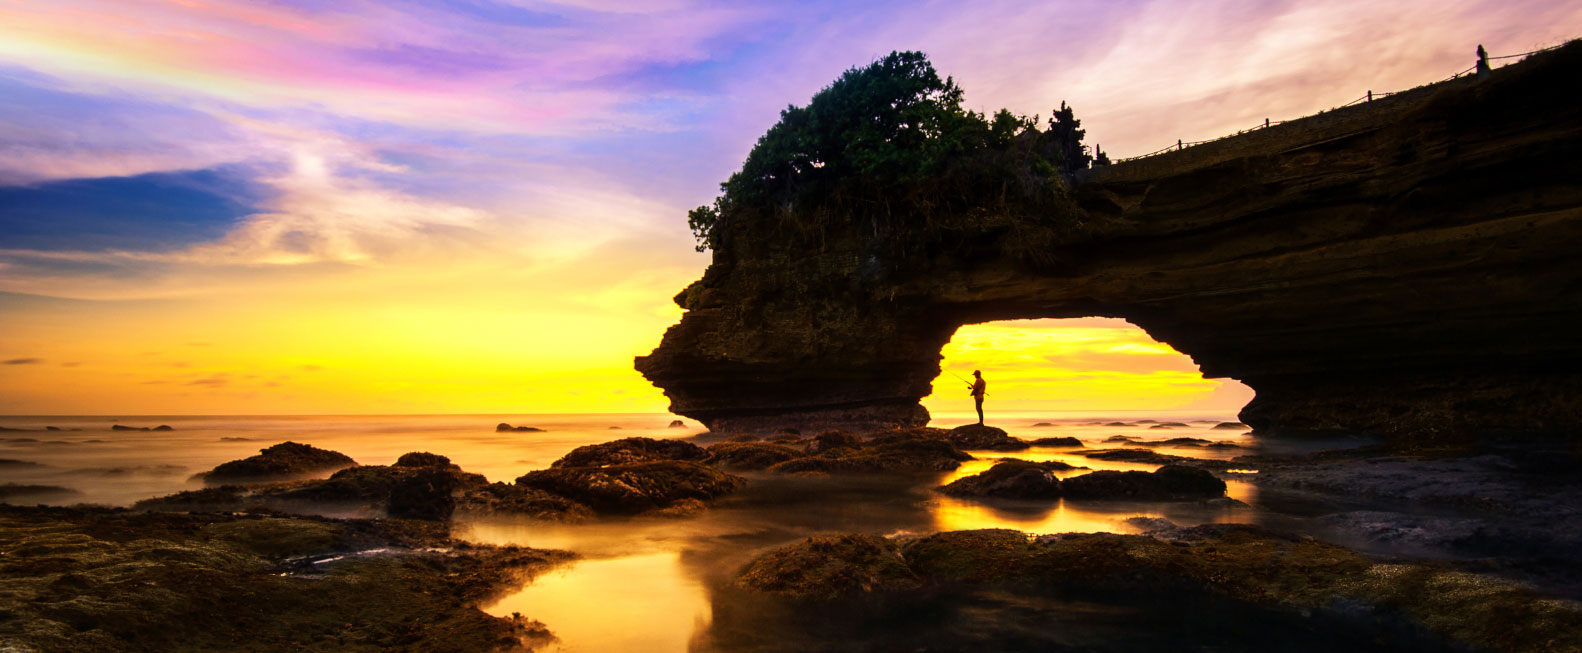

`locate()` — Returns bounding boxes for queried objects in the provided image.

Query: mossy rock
[515,460,745,514]
[707,442,805,470]
[736,533,922,600]
[198,442,357,485]
[935,459,1079,499]
[768,437,972,474]
[944,425,1030,451]
[1060,465,1225,501]
[550,437,710,468]
[0,504,574,651]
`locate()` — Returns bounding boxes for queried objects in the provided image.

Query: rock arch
[636,44,1582,441]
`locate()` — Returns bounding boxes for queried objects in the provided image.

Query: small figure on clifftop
[969,370,987,426]
[1476,44,1491,78]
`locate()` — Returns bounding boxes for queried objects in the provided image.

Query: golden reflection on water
[482,552,710,653]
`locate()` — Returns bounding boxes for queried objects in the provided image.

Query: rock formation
[637,43,1582,442]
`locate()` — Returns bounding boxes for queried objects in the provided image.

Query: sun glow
[921,318,1253,414]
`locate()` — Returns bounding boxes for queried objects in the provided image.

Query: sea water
[0,411,1293,651]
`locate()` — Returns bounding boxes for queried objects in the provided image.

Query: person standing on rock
[969,370,987,426]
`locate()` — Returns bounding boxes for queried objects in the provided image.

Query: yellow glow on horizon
[922,318,1252,414]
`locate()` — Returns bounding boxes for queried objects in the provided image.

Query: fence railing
[1105,43,1565,165]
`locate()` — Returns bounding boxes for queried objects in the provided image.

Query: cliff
[636,42,1582,440]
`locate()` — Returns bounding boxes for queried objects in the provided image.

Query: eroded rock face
[637,44,1582,443]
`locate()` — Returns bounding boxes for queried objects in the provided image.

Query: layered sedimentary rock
[637,43,1582,440]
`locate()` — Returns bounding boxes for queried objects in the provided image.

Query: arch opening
[921,318,1254,424]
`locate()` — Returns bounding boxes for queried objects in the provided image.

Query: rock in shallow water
[549,437,709,468]
[197,442,357,485]
[730,524,1582,652]
[936,460,1080,500]
[706,442,804,470]
[1060,465,1226,501]
[514,460,745,514]
[944,424,1030,451]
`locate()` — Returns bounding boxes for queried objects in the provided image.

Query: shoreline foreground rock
[0,504,573,651]
[728,525,1582,652]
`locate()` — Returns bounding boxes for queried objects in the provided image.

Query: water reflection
[483,552,711,652]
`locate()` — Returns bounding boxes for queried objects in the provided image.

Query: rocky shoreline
[5,424,1581,650]
[0,504,574,651]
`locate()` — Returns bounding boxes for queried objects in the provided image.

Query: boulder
[808,430,860,454]
[1104,435,1140,443]
[514,461,745,514]
[1155,437,1211,446]
[394,452,452,468]
[198,442,357,484]
[734,533,921,600]
[943,424,1029,451]
[495,423,544,432]
[1031,422,1055,427]
[1029,436,1083,448]
[1213,422,1249,430]
[1079,448,1184,465]
[669,420,686,428]
[1061,465,1226,501]
[706,442,804,470]
[550,437,709,468]
[768,436,972,474]
[936,460,1081,499]
[387,468,464,520]
[455,483,594,521]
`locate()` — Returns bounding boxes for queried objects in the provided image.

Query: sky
[0,1,1577,415]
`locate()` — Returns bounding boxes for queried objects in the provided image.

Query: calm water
[1,411,1285,651]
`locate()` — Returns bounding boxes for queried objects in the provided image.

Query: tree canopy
[689,51,1099,252]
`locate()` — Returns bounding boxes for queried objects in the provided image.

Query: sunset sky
[1,1,1577,415]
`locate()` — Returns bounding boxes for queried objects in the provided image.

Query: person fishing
[968,370,987,426]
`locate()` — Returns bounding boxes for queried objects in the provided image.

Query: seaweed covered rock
[808,430,860,454]
[706,442,805,470]
[143,453,501,520]
[944,424,1029,451]
[550,437,709,468]
[0,504,574,651]
[455,483,594,522]
[768,436,972,474]
[514,461,745,514]
[731,524,1582,652]
[935,460,1081,499]
[735,533,922,600]
[1060,464,1226,501]
[198,442,357,485]
[393,452,452,468]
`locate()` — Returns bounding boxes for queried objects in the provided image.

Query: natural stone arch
[636,44,1582,441]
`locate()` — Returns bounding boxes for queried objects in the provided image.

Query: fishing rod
[945,369,985,393]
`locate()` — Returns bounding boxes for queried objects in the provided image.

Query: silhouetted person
[1476,44,1491,78]
[968,370,987,426]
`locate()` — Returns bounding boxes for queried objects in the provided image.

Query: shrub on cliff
[688,50,1099,262]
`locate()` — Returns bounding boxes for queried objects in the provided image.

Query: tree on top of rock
[688,51,1100,255]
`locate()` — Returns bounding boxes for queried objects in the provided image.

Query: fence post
[1367,90,1372,102]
